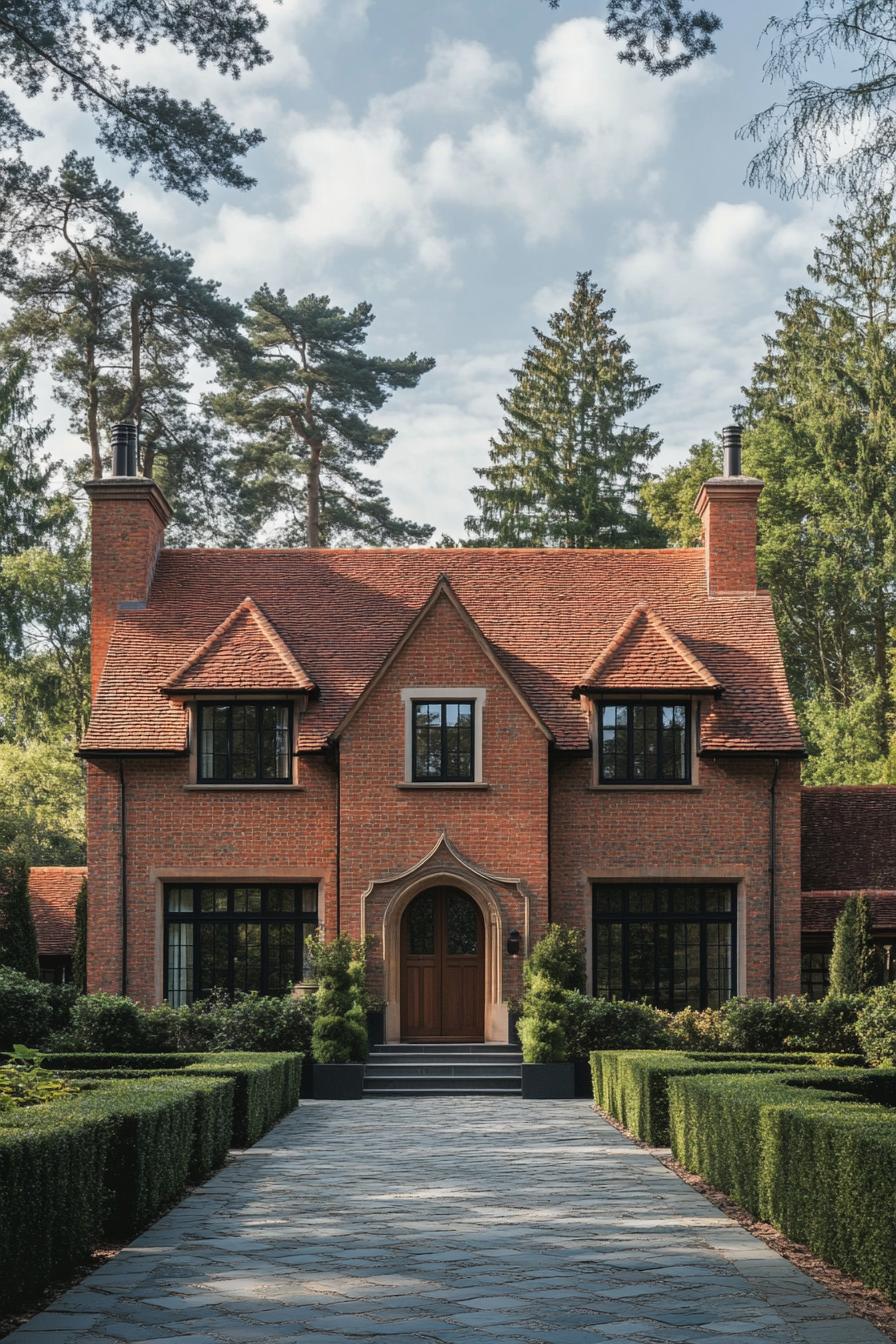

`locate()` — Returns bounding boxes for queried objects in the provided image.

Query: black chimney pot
[722,424,742,477]
[111,421,138,477]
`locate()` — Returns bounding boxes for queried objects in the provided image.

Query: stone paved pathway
[7,1098,889,1344]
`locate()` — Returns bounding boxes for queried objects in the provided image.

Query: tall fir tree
[0,845,38,977]
[828,894,881,996]
[207,287,435,548]
[72,877,87,994]
[466,273,662,547]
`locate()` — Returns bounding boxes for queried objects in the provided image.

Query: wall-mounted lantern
[506,929,521,958]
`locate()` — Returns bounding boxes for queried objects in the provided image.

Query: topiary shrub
[67,992,144,1051]
[717,995,802,1051]
[856,982,896,1065]
[308,932,368,1064]
[569,993,669,1054]
[828,893,882,996]
[0,967,52,1049]
[517,973,575,1062]
[524,924,585,992]
[786,995,863,1053]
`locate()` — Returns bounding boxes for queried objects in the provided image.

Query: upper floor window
[412,699,475,782]
[198,702,292,784]
[598,701,690,785]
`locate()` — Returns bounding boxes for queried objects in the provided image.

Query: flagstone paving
[7,1098,889,1344]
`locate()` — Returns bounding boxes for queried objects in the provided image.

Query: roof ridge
[161,596,315,693]
[575,603,720,692]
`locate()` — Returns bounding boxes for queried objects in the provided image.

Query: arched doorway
[400,886,485,1041]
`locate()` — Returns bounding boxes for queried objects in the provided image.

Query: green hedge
[0,1074,234,1313]
[668,1068,896,1299]
[590,1049,863,1146]
[44,1051,303,1147]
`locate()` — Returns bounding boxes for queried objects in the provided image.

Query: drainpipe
[335,747,341,937]
[768,757,780,999]
[119,758,128,996]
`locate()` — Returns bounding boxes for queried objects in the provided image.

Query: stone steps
[363,1042,522,1097]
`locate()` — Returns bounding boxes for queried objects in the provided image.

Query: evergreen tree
[1,154,245,537]
[466,273,662,548]
[0,846,38,977]
[828,894,881,996]
[0,0,269,201]
[208,287,435,548]
[641,439,720,549]
[72,878,87,994]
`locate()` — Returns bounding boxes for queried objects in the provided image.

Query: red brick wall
[338,594,550,1003]
[696,481,763,595]
[550,753,802,997]
[86,753,337,1002]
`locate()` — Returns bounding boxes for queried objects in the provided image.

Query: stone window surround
[400,686,486,786]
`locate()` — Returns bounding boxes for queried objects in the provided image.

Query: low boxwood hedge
[590,1049,862,1145]
[44,1051,303,1147]
[667,1068,896,1300]
[0,1074,234,1313]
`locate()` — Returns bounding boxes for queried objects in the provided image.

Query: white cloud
[376,39,518,119]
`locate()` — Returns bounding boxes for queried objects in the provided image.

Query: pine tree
[72,878,87,993]
[0,847,38,977]
[466,273,663,548]
[208,287,435,548]
[828,894,881,996]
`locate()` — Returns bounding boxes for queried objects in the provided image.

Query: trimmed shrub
[0,1073,234,1312]
[716,996,802,1051]
[524,924,586,992]
[43,1050,302,1148]
[857,982,896,1065]
[518,973,575,1063]
[666,1006,724,1050]
[667,1068,896,1299]
[829,893,882,996]
[570,994,669,1055]
[590,1049,864,1146]
[68,992,144,1051]
[309,933,368,1064]
[0,966,52,1049]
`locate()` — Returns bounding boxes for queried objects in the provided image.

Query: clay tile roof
[161,596,316,696]
[574,602,722,695]
[80,547,804,756]
[802,786,896,891]
[801,891,896,934]
[29,866,86,957]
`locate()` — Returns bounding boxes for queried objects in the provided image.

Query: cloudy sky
[18,0,831,539]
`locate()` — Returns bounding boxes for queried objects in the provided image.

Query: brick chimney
[694,425,764,595]
[83,423,172,697]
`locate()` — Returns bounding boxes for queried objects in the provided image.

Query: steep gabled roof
[574,603,721,696]
[161,596,315,696]
[332,575,552,742]
[80,547,804,756]
[29,866,86,957]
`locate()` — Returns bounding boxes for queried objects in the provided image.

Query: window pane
[261,705,290,781]
[234,886,262,913]
[267,923,297,995]
[705,922,732,1008]
[200,706,229,781]
[597,886,625,914]
[446,891,479,954]
[167,886,193,913]
[234,923,262,992]
[632,704,658,781]
[661,704,687,781]
[167,922,193,1005]
[629,922,656,1000]
[414,703,442,779]
[200,886,227,913]
[601,705,628,782]
[671,922,701,1010]
[445,702,474,780]
[301,887,318,915]
[198,921,229,996]
[267,887,296,913]
[594,921,624,999]
[231,704,258,779]
[407,892,435,955]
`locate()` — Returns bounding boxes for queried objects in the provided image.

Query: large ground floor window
[593,882,736,1010]
[165,883,318,1006]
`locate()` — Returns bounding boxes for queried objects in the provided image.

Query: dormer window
[598,702,690,785]
[197,702,292,784]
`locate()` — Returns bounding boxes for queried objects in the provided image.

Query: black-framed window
[164,883,318,1006]
[412,700,475,782]
[598,702,690,784]
[198,703,292,783]
[800,945,831,1000]
[593,883,736,1010]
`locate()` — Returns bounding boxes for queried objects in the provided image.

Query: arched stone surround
[361,832,531,1043]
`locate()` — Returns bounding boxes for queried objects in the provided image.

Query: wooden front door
[400,887,485,1041]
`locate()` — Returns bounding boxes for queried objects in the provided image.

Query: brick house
[78,425,809,1042]
[29,866,86,983]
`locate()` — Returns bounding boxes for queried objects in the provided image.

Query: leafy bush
[309,932,368,1063]
[0,966,52,1049]
[569,994,668,1055]
[668,1067,896,1300]
[518,973,575,1063]
[857,982,896,1065]
[524,924,585,992]
[785,995,863,1053]
[0,1045,78,1110]
[67,991,144,1051]
[716,996,801,1051]
[0,1073,234,1313]
[666,1006,725,1050]
[590,1048,861,1146]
